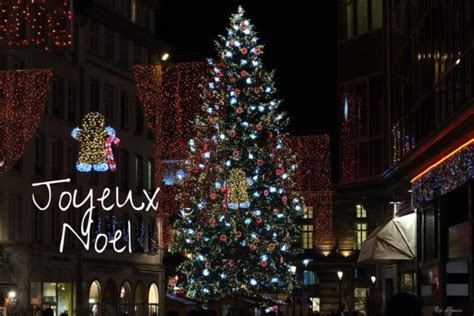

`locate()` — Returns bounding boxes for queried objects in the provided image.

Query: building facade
[0,0,166,315]
[338,0,473,314]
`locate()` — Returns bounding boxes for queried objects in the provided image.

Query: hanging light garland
[0,69,52,173]
[133,62,207,248]
[287,135,333,244]
[0,0,72,49]
[340,93,361,182]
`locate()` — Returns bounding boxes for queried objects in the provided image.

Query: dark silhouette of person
[385,292,422,316]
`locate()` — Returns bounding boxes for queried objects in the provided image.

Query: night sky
[156,0,338,137]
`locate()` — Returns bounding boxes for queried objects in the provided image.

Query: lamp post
[7,290,16,315]
[370,276,376,315]
[290,265,297,316]
[337,271,343,313]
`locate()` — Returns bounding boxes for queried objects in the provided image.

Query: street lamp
[370,276,377,315]
[161,52,170,61]
[290,265,297,316]
[337,271,343,312]
[7,290,16,314]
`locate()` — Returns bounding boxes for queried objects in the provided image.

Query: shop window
[309,297,320,312]
[401,272,415,294]
[423,207,436,261]
[43,282,57,312]
[148,283,159,316]
[89,280,101,316]
[354,287,368,311]
[31,282,42,313]
[134,282,144,316]
[58,283,72,316]
[119,282,131,315]
[30,282,73,316]
[104,280,117,315]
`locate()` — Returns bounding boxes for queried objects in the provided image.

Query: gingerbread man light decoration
[71,112,120,172]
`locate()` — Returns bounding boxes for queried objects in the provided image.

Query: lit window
[310,298,320,312]
[354,287,368,311]
[303,271,317,285]
[147,159,154,191]
[131,0,137,22]
[356,223,367,250]
[301,225,313,249]
[303,206,314,219]
[356,204,367,218]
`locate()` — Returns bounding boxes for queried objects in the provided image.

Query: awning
[358,212,416,263]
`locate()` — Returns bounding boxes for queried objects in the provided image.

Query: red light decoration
[0,0,72,49]
[340,93,361,182]
[0,69,52,173]
[133,62,206,248]
[287,135,334,245]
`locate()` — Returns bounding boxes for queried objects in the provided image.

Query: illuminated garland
[287,135,333,245]
[287,135,331,191]
[339,93,360,182]
[0,69,52,173]
[392,121,414,165]
[412,143,474,207]
[71,112,120,172]
[133,62,206,247]
[0,0,72,49]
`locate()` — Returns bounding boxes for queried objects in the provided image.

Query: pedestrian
[385,292,422,316]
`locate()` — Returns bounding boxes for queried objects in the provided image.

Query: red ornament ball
[240,70,249,78]
[276,168,285,176]
[210,192,217,200]
[228,259,236,268]
[228,129,236,138]
[235,231,242,238]
[260,261,268,267]
[282,196,288,203]
[257,159,264,166]
[220,234,228,242]
[268,243,276,251]
[236,107,244,114]
[263,190,269,197]
[256,217,263,224]
[240,47,248,55]
[256,122,263,131]
[234,88,241,96]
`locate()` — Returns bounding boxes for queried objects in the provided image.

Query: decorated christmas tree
[172,6,303,302]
